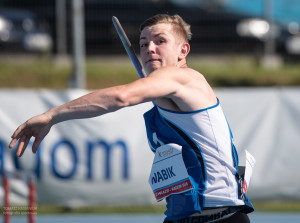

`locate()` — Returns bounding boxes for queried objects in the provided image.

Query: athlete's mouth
[146,59,161,64]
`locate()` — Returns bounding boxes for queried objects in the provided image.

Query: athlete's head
[139,14,191,73]
[140,14,192,44]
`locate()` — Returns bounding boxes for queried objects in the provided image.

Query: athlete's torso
[144,100,253,221]
[157,100,243,207]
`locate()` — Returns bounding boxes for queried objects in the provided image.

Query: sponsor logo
[0,138,129,181]
[158,146,174,158]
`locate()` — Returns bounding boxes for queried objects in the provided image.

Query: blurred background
[1,0,300,57]
[1,0,300,222]
[0,0,299,89]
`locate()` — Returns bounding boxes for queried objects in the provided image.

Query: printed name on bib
[151,166,176,184]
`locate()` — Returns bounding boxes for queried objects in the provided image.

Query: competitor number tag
[243,150,256,193]
[148,143,193,201]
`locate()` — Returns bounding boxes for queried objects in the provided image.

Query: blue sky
[170,0,300,26]
[224,0,300,25]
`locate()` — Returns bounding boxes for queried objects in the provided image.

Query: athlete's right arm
[9,66,185,157]
[9,85,137,157]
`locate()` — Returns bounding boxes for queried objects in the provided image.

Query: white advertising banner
[0,87,300,206]
[217,87,300,201]
[0,89,155,206]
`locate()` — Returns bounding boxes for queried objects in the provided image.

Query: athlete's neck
[177,60,188,68]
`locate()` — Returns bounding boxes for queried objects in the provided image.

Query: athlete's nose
[146,41,155,54]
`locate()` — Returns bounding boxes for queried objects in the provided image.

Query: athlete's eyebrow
[140,33,167,41]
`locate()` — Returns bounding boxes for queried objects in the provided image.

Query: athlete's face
[140,23,185,73]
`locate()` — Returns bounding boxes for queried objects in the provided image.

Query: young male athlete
[9,14,253,222]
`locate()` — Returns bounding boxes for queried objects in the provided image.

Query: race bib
[243,150,256,193]
[148,143,193,201]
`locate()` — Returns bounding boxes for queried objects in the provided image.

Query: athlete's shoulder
[148,66,200,79]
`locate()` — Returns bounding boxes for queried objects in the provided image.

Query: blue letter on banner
[51,139,78,179]
[87,139,129,180]
[13,141,41,179]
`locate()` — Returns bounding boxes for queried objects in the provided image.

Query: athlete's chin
[147,64,162,73]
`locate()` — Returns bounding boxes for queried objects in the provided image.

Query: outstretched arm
[9,85,131,157]
[9,66,185,157]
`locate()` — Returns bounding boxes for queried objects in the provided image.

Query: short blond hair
[140,14,192,43]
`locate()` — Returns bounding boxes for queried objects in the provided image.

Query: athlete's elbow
[114,91,133,108]
[116,90,145,108]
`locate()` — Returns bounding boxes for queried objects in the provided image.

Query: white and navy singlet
[143,99,253,221]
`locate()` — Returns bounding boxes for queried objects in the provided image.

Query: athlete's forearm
[48,86,127,125]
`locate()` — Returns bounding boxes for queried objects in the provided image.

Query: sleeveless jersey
[143,99,253,221]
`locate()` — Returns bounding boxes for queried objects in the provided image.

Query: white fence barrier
[0,88,299,206]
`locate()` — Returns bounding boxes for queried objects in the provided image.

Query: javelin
[112,16,147,78]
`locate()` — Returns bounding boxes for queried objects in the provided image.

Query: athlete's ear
[178,42,190,61]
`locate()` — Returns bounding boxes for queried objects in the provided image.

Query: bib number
[148,143,193,201]
[243,150,256,193]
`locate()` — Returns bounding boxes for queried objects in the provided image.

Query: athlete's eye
[158,39,165,44]
[140,43,148,48]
